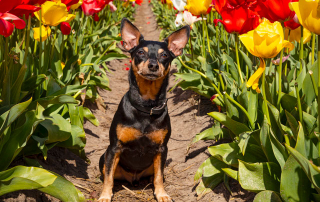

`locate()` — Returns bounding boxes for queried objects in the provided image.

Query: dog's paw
[155,193,173,202]
[97,197,112,202]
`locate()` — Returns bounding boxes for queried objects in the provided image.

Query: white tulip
[171,0,187,11]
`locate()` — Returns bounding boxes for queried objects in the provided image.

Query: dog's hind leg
[153,149,172,202]
[98,147,120,202]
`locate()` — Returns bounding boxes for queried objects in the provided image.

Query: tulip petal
[239,32,255,56]
[33,25,51,41]
[0,18,15,37]
[282,40,294,52]
[1,13,26,29]
[247,58,266,94]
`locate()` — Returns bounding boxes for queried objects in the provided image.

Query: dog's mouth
[138,71,160,80]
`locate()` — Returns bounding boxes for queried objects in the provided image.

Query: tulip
[166,0,173,9]
[21,0,47,5]
[184,0,211,16]
[284,18,300,30]
[93,13,99,21]
[172,0,186,11]
[81,0,106,15]
[54,0,80,7]
[240,19,294,92]
[9,5,41,18]
[252,0,298,22]
[214,4,260,34]
[70,0,83,9]
[60,22,71,35]
[135,0,143,5]
[285,27,311,44]
[289,0,320,35]
[33,25,51,41]
[175,11,206,28]
[108,1,117,12]
[34,1,75,26]
[0,13,27,37]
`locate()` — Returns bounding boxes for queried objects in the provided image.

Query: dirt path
[1,1,254,202]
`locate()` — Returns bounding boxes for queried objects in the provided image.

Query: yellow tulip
[33,26,51,42]
[70,0,83,10]
[240,19,294,59]
[61,62,66,70]
[247,58,265,93]
[289,0,320,35]
[285,27,311,44]
[184,0,211,16]
[240,19,294,93]
[166,0,173,9]
[35,1,75,27]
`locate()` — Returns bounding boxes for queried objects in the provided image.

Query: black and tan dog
[98,18,190,202]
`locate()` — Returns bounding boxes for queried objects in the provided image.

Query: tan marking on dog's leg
[98,153,120,202]
[153,153,172,202]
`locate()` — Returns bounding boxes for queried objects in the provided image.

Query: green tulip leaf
[253,190,282,202]
[238,160,281,192]
[208,112,250,136]
[280,155,311,202]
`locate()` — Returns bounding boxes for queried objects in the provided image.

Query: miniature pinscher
[98,18,190,202]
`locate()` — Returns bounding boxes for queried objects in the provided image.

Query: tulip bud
[60,22,71,35]
[93,13,99,21]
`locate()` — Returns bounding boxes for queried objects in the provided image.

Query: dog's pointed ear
[165,26,190,57]
[121,18,144,51]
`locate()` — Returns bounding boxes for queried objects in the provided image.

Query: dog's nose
[148,62,159,72]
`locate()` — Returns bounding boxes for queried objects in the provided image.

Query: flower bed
[152,0,320,201]
[0,0,139,200]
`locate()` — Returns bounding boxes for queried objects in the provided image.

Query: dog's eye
[138,51,144,56]
[161,53,168,59]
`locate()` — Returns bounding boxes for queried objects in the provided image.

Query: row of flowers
[0,0,143,38]
[153,0,320,201]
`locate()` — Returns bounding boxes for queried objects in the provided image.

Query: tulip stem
[299,26,303,75]
[262,60,270,124]
[295,82,304,129]
[318,34,320,133]
[4,37,9,69]
[205,18,211,54]
[235,35,244,84]
[312,33,316,65]
[39,9,42,72]
[277,48,284,110]
[178,57,223,98]
[23,15,31,67]
[201,15,206,59]
[285,30,290,76]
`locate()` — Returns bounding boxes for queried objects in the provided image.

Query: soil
[1,1,255,202]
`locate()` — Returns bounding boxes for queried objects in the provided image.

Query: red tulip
[214,1,260,34]
[213,0,255,13]
[81,0,106,16]
[21,0,47,5]
[251,0,298,22]
[93,13,99,21]
[0,13,25,37]
[61,0,79,7]
[135,0,143,5]
[0,0,40,37]
[9,4,40,18]
[284,18,300,30]
[60,22,71,35]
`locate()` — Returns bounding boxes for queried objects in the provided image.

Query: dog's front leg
[153,149,172,202]
[98,148,120,202]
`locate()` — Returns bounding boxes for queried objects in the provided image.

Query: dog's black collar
[128,94,167,115]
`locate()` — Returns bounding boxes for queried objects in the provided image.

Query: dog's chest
[116,124,167,145]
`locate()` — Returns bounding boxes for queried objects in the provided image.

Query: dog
[98,18,190,202]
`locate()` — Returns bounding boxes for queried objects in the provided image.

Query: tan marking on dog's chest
[117,125,168,144]
[117,124,142,143]
[147,129,168,144]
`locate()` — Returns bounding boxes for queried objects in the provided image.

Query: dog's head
[120,18,190,81]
